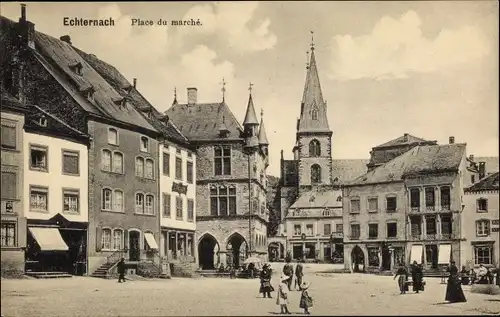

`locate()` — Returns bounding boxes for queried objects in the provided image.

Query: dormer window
[38,116,47,127]
[70,62,83,76]
[113,97,126,107]
[122,84,133,95]
[140,136,149,153]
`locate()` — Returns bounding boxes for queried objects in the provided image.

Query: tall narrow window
[187,199,194,222]
[102,188,112,210]
[410,188,420,209]
[163,193,171,217]
[145,194,154,215]
[140,136,149,152]
[163,152,170,176]
[176,196,183,219]
[112,229,123,250]
[187,161,194,184]
[101,229,112,250]
[175,157,182,180]
[135,193,144,214]
[210,185,237,216]
[386,196,397,212]
[135,157,144,177]
[309,139,321,157]
[311,164,321,184]
[214,146,231,175]
[350,224,360,239]
[112,152,123,174]
[350,198,360,213]
[113,190,123,212]
[440,187,450,210]
[311,108,318,120]
[1,171,16,199]
[108,128,118,145]
[0,222,16,247]
[425,187,435,210]
[102,150,112,171]
[145,159,154,179]
[30,145,48,172]
[62,150,79,175]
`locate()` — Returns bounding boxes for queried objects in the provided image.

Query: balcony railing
[331,232,343,239]
[424,234,437,240]
[410,234,422,240]
[440,233,452,240]
[441,205,450,211]
[410,207,420,212]
[426,206,435,211]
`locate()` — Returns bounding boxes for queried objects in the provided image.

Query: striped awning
[29,227,69,251]
[144,232,158,249]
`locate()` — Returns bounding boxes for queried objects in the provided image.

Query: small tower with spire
[258,109,269,166]
[243,82,259,149]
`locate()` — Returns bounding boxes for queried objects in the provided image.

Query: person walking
[393,262,408,294]
[411,261,423,293]
[259,264,274,298]
[117,258,126,283]
[295,262,304,291]
[445,260,467,303]
[276,275,291,314]
[299,281,313,315]
[283,260,294,291]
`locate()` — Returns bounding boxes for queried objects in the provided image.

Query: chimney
[403,133,409,142]
[133,78,137,88]
[449,136,455,144]
[469,154,474,162]
[20,3,26,22]
[187,88,197,105]
[479,162,486,179]
[18,4,35,49]
[60,35,72,45]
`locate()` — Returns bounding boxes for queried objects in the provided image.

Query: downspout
[404,186,408,265]
[158,141,162,269]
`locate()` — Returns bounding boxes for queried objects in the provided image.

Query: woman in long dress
[259,264,274,298]
[411,261,423,293]
[445,260,467,303]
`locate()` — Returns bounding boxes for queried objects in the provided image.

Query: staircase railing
[106,249,127,265]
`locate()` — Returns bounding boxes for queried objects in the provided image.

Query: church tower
[296,37,333,189]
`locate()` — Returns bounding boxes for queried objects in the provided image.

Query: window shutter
[1,171,16,199]
[1,125,16,148]
[123,229,129,251]
[96,227,102,252]
[17,217,27,248]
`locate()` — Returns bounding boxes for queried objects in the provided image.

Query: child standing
[299,281,313,315]
[276,275,291,314]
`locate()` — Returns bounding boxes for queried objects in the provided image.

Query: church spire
[298,32,331,134]
[258,109,269,145]
[243,82,259,126]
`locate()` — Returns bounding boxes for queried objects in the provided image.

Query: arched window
[113,189,123,212]
[309,139,321,157]
[112,152,123,173]
[311,108,318,120]
[108,128,118,145]
[101,228,112,250]
[135,193,144,214]
[102,188,112,210]
[136,157,144,177]
[311,164,321,184]
[112,229,123,250]
[145,194,155,215]
[145,159,154,179]
[102,149,112,171]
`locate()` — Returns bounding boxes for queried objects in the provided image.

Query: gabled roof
[290,188,342,209]
[298,49,330,133]
[243,94,259,126]
[348,143,466,186]
[34,31,156,132]
[74,49,188,144]
[374,133,436,149]
[466,172,499,192]
[165,102,243,140]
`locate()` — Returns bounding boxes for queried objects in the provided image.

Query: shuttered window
[1,125,16,149]
[62,151,79,175]
[1,171,16,199]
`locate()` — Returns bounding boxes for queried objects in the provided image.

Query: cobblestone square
[2,265,499,316]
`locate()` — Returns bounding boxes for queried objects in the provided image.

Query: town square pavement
[1,264,499,316]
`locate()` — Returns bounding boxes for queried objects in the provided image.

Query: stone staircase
[171,261,199,278]
[90,261,117,279]
[137,261,165,278]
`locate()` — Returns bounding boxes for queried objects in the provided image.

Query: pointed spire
[306,50,310,69]
[243,82,259,126]
[220,78,226,102]
[298,34,331,133]
[258,109,269,145]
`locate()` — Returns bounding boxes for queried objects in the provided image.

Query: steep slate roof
[374,133,435,149]
[1,87,28,111]
[243,94,259,126]
[165,102,243,140]
[466,172,499,192]
[75,49,188,144]
[298,49,330,133]
[348,143,466,186]
[34,32,156,131]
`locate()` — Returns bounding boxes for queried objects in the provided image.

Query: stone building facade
[343,139,470,272]
[165,88,270,269]
[0,91,27,276]
[462,172,499,269]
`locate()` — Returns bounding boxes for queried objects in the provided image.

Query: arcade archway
[226,233,247,268]
[351,245,365,273]
[198,234,219,270]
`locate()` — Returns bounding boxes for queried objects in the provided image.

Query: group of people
[257,261,313,315]
[460,263,499,286]
[394,260,468,303]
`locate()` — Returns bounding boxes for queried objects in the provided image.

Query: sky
[1,1,498,176]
